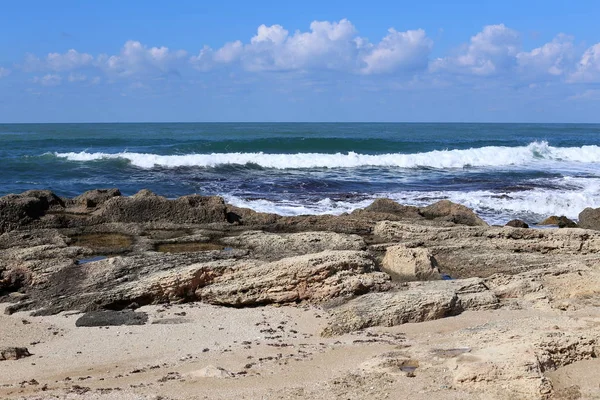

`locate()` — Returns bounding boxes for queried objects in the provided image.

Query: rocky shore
[2,189,600,399]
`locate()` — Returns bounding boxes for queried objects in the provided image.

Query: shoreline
[2,189,600,399]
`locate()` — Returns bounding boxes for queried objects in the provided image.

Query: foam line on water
[225,179,600,224]
[53,141,600,170]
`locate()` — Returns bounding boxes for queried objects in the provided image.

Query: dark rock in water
[74,188,121,208]
[538,216,577,228]
[75,310,148,327]
[420,200,488,227]
[95,190,227,224]
[557,216,578,228]
[578,207,600,231]
[0,346,32,361]
[538,216,560,225]
[505,219,529,229]
[357,198,422,220]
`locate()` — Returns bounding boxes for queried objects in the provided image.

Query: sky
[1,0,600,123]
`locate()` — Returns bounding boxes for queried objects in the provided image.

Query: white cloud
[67,72,87,82]
[569,43,600,82]
[47,49,93,71]
[191,19,433,75]
[359,28,432,74]
[431,24,520,76]
[24,49,93,72]
[0,67,10,78]
[32,74,62,86]
[100,40,188,77]
[516,34,576,78]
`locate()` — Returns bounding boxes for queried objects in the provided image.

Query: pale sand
[2,303,600,399]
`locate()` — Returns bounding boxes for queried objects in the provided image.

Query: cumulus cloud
[32,74,62,86]
[359,28,433,74]
[516,34,576,78]
[24,49,93,72]
[0,67,10,78]
[569,43,600,82]
[14,20,600,90]
[99,40,188,77]
[191,19,433,75]
[431,24,520,76]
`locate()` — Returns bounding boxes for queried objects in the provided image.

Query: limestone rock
[0,347,31,361]
[95,192,227,224]
[198,250,390,306]
[221,231,366,261]
[0,195,49,234]
[373,222,600,278]
[353,198,423,221]
[188,365,233,378]
[322,278,497,335]
[381,244,441,281]
[74,188,121,208]
[505,219,529,228]
[578,207,600,230]
[420,200,488,227]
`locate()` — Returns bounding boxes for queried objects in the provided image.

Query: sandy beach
[2,190,600,399]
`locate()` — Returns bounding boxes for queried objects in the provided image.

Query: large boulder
[74,188,121,208]
[381,244,441,281]
[420,200,488,227]
[323,278,498,335]
[578,207,600,231]
[197,250,390,306]
[94,190,227,224]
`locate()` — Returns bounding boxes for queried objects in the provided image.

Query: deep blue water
[1,123,600,224]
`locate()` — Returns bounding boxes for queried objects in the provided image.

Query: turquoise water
[2,123,600,224]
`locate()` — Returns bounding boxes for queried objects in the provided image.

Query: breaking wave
[53,141,600,170]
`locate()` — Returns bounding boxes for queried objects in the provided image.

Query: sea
[1,122,600,225]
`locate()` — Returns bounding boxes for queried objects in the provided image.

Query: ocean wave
[53,141,600,170]
[225,182,600,225]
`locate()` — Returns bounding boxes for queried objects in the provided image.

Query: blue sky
[1,0,600,122]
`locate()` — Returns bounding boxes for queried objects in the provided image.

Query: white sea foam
[225,177,600,224]
[54,141,600,170]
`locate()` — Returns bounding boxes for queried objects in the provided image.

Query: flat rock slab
[0,347,31,361]
[75,310,148,327]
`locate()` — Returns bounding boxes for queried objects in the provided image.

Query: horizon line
[1,121,600,125]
